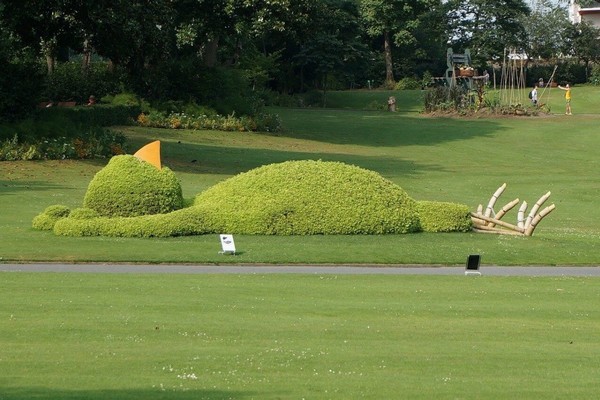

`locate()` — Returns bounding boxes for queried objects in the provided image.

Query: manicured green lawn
[1,273,599,399]
[2,87,600,264]
[2,88,600,399]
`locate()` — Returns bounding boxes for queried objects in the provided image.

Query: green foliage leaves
[0,123,128,161]
[395,77,421,90]
[51,209,207,237]
[446,0,530,64]
[194,160,421,235]
[0,135,38,161]
[523,2,570,61]
[42,62,126,104]
[0,8,43,122]
[423,86,470,113]
[416,201,472,233]
[32,205,71,231]
[53,207,210,238]
[136,109,282,133]
[31,105,140,134]
[83,155,183,217]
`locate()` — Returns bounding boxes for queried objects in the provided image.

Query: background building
[570,1,600,26]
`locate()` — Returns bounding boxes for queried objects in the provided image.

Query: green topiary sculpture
[34,158,474,237]
[193,160,421,235]
[82,154,183,217]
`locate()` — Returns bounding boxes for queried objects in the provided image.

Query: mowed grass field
[2,87,600,399]
[1,85,600,265]
[2,273,600,399]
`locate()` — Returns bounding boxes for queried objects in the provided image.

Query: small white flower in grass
[177,373,198,380]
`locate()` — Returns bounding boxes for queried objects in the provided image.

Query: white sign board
[219,234,236,255]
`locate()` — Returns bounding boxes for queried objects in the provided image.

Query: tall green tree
[360,0,442,87]
[445,0,531,66]
[292,0,369,93]
[405,6,448,78]
[564,21,600,79]
[1,0,86,73]
[0,4,44,120]
[523,0,570,62]
[1,0,177,77]
[173,0,317,66]
[173,0,233,66]
[82,1,176,76]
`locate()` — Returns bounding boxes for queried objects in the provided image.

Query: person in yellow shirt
[558,84,572,115]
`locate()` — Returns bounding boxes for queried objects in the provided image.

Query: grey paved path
[1,263,600,276]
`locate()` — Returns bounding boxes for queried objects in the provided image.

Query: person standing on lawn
[530,85,538,106]
[558,84,572,115]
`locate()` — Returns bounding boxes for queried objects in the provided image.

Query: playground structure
[499,49,527,105]
[446,48,474,90]
[470,183,555,236]
[432,48,475,90]
[428,47,560,113]
[429,48,490,106]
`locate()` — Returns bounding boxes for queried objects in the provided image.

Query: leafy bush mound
[193,160,421,235]
[83,155,183,217]
[416,201,472,233]
[53,207,209,238]
[395,77,421,90]
[69,207,100,220]
[32,205,71,231]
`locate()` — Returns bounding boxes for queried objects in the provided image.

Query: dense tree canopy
[445,0,531,65]
[360,0,443,86]
[524,0,571,61]
[0,0,594,118]
[565,21,600,78]
[0,3,44,120]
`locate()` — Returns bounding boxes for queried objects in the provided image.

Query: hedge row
[37,104,142,128]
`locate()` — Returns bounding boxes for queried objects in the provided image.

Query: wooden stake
[485,183,506,218]
[471,212,525,233]
[525,191,551,229]
[517,201,528,229]
[490,198,520,227]
[525,204,556,236]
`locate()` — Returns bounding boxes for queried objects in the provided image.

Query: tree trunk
[46,55,55,75]
[82,38,92,71]
[42,37,56,75]
[384,30,394,87]
[585,59,590,80]
[322,74,328,108]
[203,36,219,67]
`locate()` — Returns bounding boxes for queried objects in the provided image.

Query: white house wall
[570,1,600,27]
